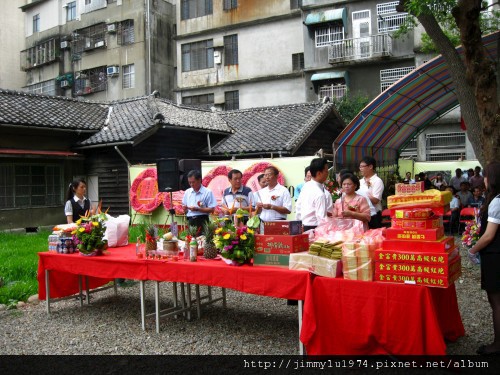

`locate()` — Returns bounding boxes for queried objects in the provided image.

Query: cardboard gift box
[382,236,455,253]
[394,208,434,219]
[387,190,452,209]
[376,254,461,277]
[253,253,290,267]
[375,247,459,265]
[395,182,425,195]
[391,216,443,229]
[255,234,309,255]
[263,220,303,235]
[389,204,450,217]
[289,252,343,278]
[375,269,461,288]
[385,227,445,241]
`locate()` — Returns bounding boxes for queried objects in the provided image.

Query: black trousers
[303,225,317,232]
[187,215,209,235]
[369,211,383,229]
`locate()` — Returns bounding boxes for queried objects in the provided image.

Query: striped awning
[333,31,499,168]
[304,8,347,26]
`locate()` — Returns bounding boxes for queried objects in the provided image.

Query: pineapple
[202,220,218,259]
[145,224,158,252]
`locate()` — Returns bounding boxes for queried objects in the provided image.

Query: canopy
[333,31,499,168]
[304,8,347,26]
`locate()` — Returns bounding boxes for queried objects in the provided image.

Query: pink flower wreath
[242,162,285,192]
[202,165,232,216]
[162,191,185,215]
[130,168,163,214]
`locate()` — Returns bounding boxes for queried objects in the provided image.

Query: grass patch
[0,230,51,305]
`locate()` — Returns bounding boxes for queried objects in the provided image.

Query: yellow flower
[78,227,85,232]
[71,230,77,235]
[223,233,231,240]
[92,221,99,227]
[76,219,82,225]
[247,228,254,234]
[236,214,243,218]
[240,234,247,240]
[215,228,222,234]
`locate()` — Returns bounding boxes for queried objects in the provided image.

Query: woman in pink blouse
[332,173,371,231]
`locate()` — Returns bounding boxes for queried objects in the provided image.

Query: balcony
[319,84,347,101]
[328,34,392,64]
[20,38,59,71]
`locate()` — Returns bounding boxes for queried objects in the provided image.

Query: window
[20,38,58,71]
[315,25,344,47]
[74,66,107,95]
[181,0,213,20]
[426,132,466,161]
[122,64,135,89]
[318,83,347,100]
[380,66,415,91]
[224,91,239,111]
[223,0,237,10]
[292,53,304,71]
[118,19,135,45]
[182,40,214,72]
[24,80,56,96]
[377,1,408,32]
[290,0,302,9]
[0,164,63,209]
[182,94,214,110]
[72,23,107,54]
[400,137,417,160]
[85,0,92,4]
[224,35,238,65]
[66,2,77,21]
[33,14,40,33]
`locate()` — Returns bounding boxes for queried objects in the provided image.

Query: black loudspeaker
[179,159,202,190]
[157,158,180,192]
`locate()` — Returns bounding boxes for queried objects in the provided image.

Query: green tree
[397,0,499,165]
[331,91,370,125]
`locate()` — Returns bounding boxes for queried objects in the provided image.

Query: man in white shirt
[296,158,330,231]
[358,156,385,229]
[256,166,292,221]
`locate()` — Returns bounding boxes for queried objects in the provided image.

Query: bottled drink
[189,238,198,262]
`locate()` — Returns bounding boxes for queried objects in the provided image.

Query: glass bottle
[189,238,198,262]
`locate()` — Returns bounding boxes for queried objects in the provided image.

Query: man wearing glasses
[255,166,292,221]
[358,156,384,229]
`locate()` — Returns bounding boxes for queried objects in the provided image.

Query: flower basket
[72,213,108,255]
[213,218,255,265]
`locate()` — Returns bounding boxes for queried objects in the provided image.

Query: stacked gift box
[253,220,307,267]
[376,188,460,288]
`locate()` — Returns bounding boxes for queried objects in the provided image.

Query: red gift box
[394,208,434,219]
[253,253,290,267]
[389,204,450,218]
[375,247,459,265]
[391,216,443,229]
[395,182,425,195]
[382,236,455,253]
[374,269,461,288]
[263,220,303,235]
[376,253,461,277]
[385,227,445,241]
[255,234,309,255]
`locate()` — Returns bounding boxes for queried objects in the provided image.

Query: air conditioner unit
[94,40,105,48]
[60,41,70,49]
[107,23,116,33]
[60,80,70,88]
[106,66,119,76]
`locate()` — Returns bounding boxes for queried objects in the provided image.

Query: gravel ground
[0,238,493,355]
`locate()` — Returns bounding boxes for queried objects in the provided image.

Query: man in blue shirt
[221,169,254,224]
[182,170,216,233]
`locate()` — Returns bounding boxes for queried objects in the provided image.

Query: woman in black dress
[469,162,500,355]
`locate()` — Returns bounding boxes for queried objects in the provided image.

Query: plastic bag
[104,214,130,247]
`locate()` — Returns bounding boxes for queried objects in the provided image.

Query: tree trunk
[399,0,500,165]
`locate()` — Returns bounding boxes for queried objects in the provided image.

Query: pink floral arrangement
[461,220,480,248]
[130,168,163,213]
[324,177,341,202]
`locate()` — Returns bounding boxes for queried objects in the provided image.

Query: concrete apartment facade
[19,0,176,100]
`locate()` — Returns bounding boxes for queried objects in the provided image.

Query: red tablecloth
[37,245,148,299]
[300,275,465,355]
[147,257,309,300]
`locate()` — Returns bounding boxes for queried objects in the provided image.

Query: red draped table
[300,274,465,355]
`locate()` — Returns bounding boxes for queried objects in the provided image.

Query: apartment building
[19,0,176,100]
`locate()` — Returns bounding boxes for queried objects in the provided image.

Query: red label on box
[375,247,459,265]
[395,182,425,195]
[376,254,460,276]
[263,220,303,235]
[394,208,434,219]
[375,269,461,288]
[382,236,455,253]
[391,216,443,229]
[385,227,445,241]
[255,234,309,254]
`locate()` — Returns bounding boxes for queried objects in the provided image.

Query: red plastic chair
[459,207,477,233]
[381,208,391,227]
